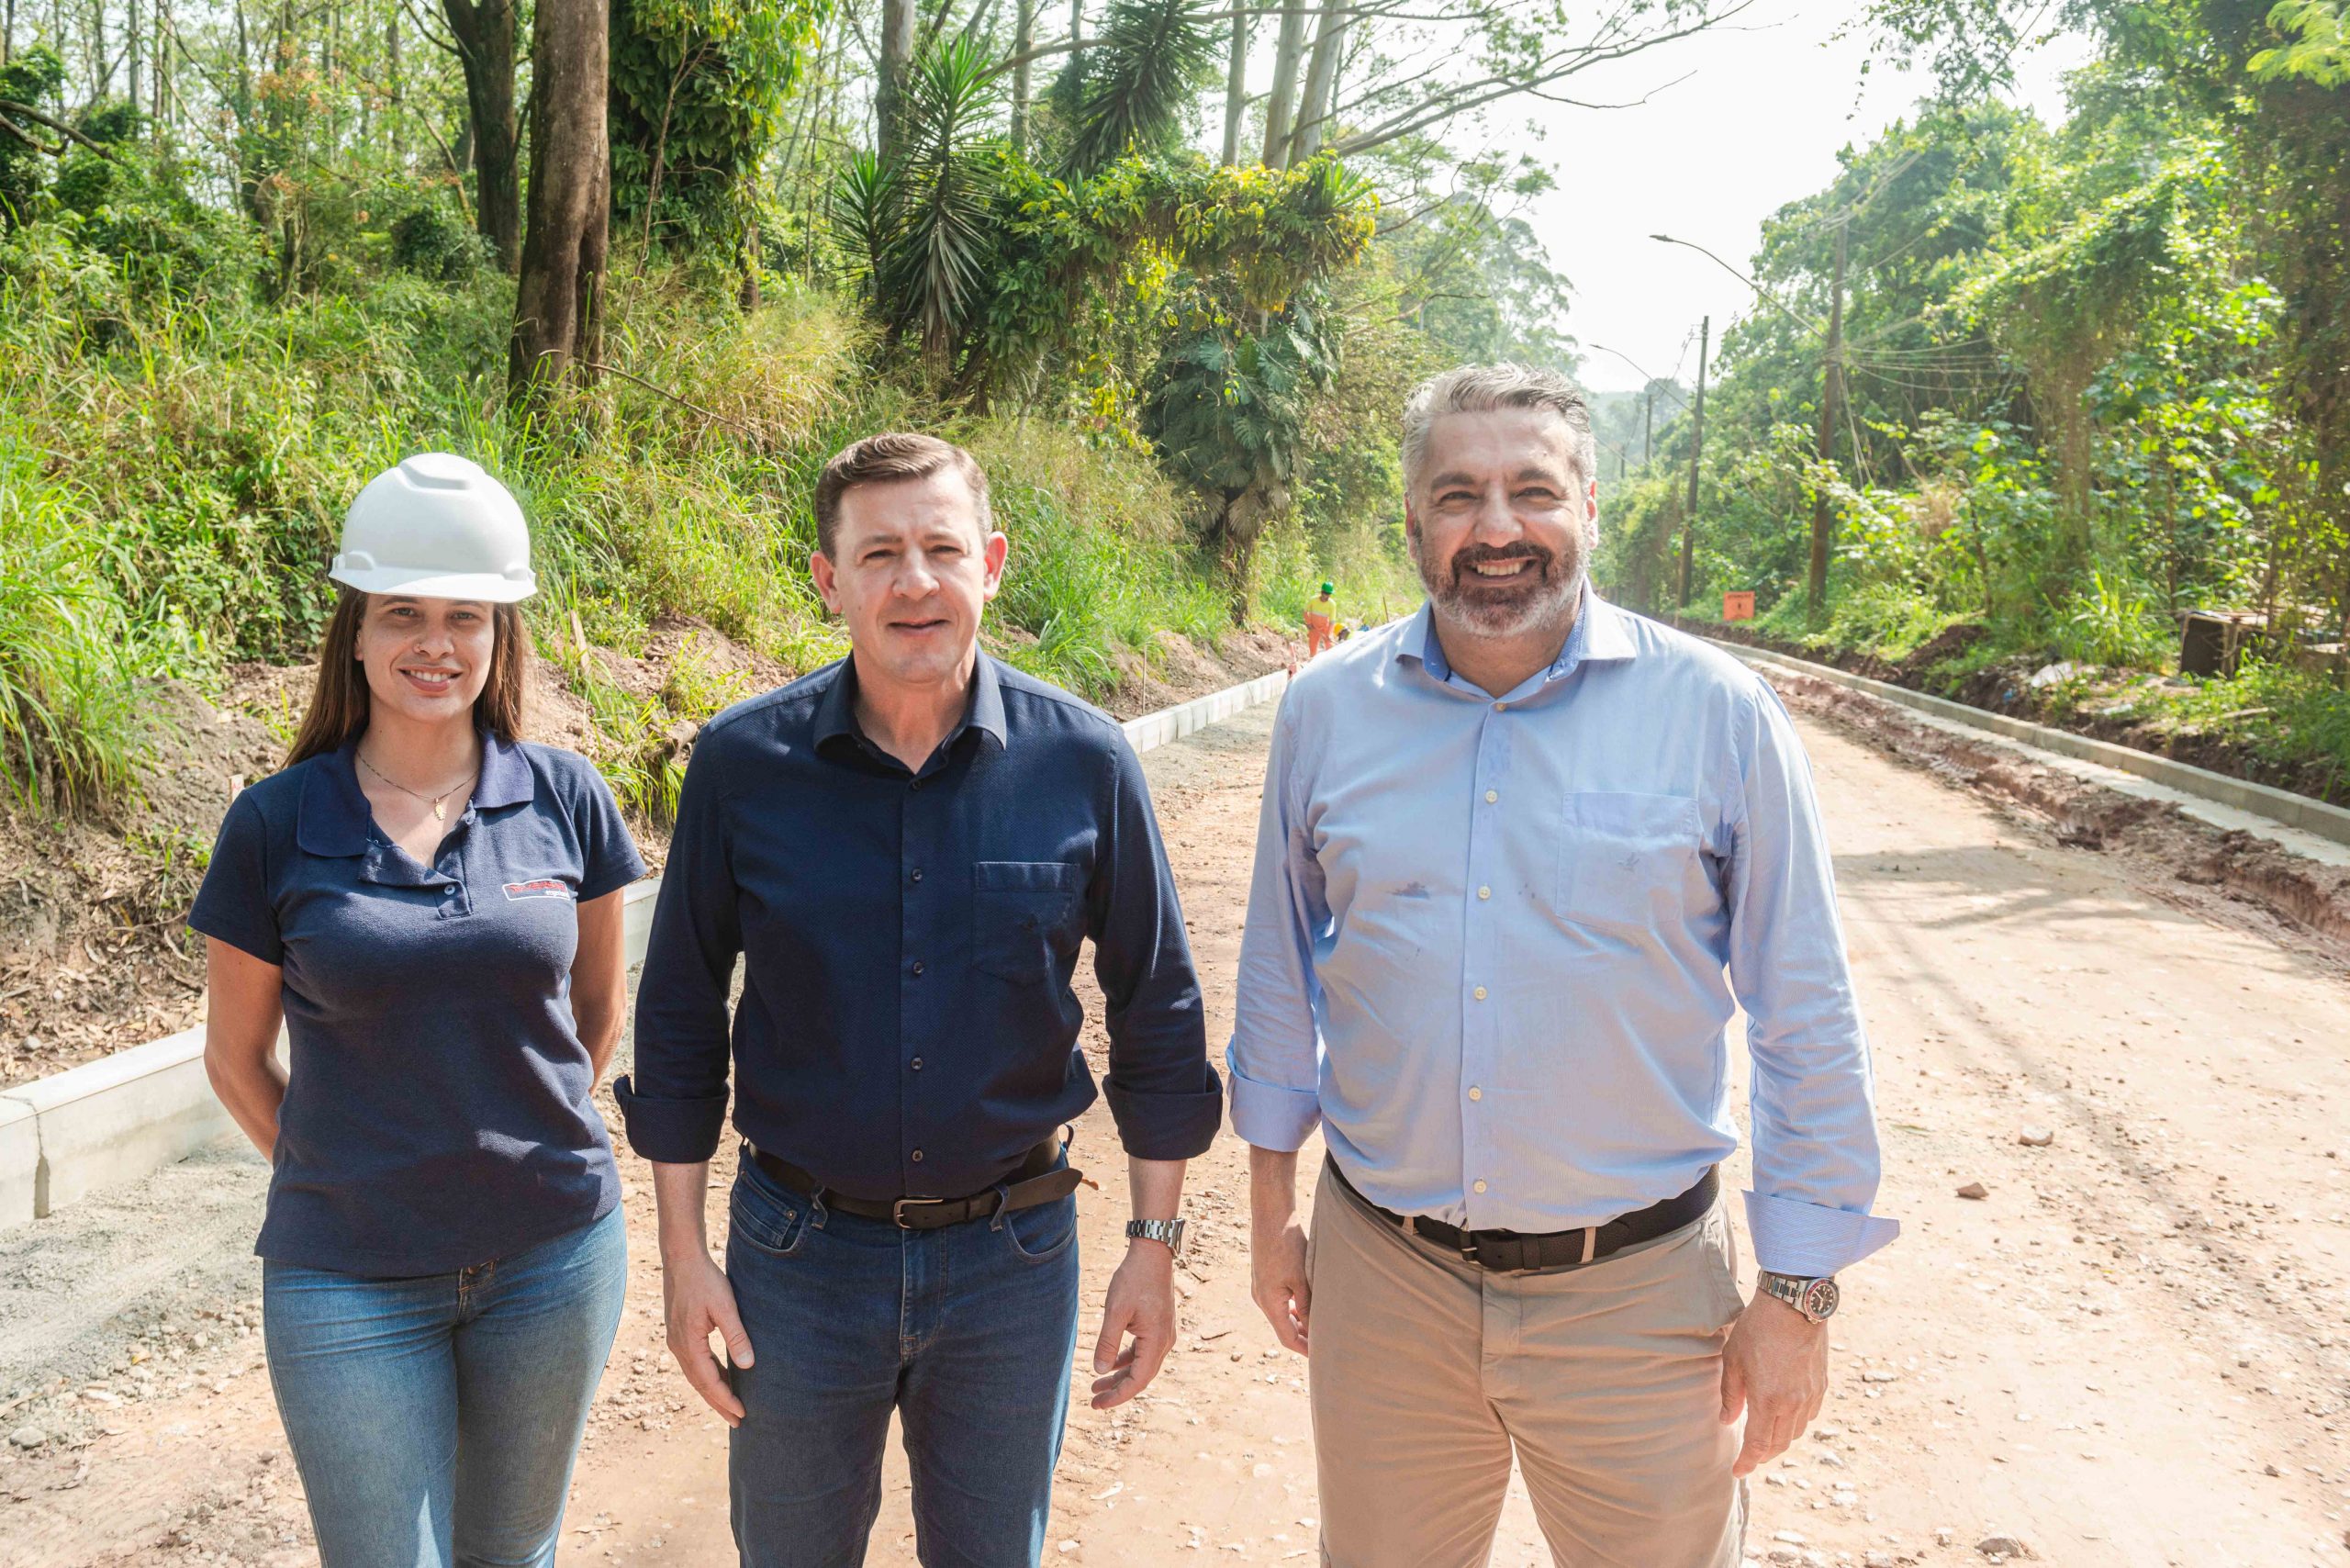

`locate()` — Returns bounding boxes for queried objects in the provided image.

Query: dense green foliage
[6,0,1639,812]
[1594,6,2350,799]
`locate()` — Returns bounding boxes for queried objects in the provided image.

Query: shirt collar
[811,650,1009,761]
[1397,580,1639,693]
[296,729,532,858]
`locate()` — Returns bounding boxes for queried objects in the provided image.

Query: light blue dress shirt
[1227,590,1898,1277]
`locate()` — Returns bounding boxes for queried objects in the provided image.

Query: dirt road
[5,686,2350,1568]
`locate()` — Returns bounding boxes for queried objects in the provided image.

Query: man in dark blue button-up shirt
[616,432,1220,1567]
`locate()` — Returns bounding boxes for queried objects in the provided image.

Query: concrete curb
[0,664,1293,1230]
[1715,640,2350,857]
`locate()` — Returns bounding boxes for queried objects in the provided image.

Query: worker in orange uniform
[1304,582,1337,657]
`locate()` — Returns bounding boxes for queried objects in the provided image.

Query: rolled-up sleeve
[614,734,739,1163]
[1727,679,1899,1276]
[1225,697,1326,1152]
[1091,735,1223,1160]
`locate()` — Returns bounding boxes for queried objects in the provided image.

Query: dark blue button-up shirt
[615,654,1220,1199]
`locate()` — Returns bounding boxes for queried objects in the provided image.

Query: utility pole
[1679,316,1709,610]
[1807,211,1849,624]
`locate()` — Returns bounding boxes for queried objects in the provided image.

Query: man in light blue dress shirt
[1230,365,1897,1567]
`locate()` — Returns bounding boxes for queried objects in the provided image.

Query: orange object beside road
[1722,591,1756,622]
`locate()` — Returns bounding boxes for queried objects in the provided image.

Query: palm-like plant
[1144,292,1341,618]
[1062,0,1223,178]
[833,37,1003,369]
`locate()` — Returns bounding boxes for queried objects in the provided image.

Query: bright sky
[1508,1,2091,392]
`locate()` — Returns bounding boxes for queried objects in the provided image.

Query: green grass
[0,223,1370,818]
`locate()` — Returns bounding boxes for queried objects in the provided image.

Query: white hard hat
[329,454,536,603]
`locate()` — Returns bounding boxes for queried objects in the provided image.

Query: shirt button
[911,1058,924,1071]
[912,960,925,977]
[1472,985,1488,1002]
[1483,790,1498,803]
[911,778,924,791]
[1477,886,1491,901]
[911,1149,924,1162]
[1494,701,1508,711]
[1472,1179,1488,1194]
[1468,1086,1483,1102]
[911,868,923,883]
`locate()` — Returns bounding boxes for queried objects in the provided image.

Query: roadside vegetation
[1591,2,2350,803]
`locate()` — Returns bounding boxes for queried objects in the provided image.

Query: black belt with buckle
[1330,1159,1718,1272]
[747,1137,1084,1230]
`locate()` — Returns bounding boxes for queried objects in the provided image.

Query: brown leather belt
[1330,1159,1718,1272]
[746,1137,1083,1230]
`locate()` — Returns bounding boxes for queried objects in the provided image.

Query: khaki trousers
[1307,1159,1746,1568]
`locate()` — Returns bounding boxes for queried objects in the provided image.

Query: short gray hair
[1401,364,1597,493]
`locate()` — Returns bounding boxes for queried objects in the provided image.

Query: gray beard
[1419,554,1585,642]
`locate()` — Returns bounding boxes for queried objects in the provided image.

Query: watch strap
[1126,1217,1185,1258]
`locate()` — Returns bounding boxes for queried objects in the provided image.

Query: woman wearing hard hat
[188,454,643,1566]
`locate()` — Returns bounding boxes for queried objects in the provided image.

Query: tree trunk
[1218,2,1247,164]
[1010,0,1035,151]
[126,0,140,116]
[876,0,916,164]
[1260,0,1305,169]
[507,0,608,405]
[1287,0,1343,163]
[442,0,520,272]
[151,0,168,135]
[386,13,400,162]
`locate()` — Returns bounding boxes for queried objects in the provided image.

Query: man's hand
[1718,1291,1828,1476]
[1091,1241,1177,1409]
[649,1161,755,1428]
[1248,1146,1310,1355]
[663,1246,755,1427]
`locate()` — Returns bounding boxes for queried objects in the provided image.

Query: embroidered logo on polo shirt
[502,879,576,902]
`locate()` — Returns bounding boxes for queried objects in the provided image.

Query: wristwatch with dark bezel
[1757,1271,1841,1323]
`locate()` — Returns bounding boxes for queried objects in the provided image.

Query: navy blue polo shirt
[615,654,1222,1198]
[188,733,646,1277]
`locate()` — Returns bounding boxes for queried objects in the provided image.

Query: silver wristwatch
[1757,1271,1841,1323]
[1126,1218,1186,1260]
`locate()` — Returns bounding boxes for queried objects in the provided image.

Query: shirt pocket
[972,861,1083,985]
[1554,792,1702,932]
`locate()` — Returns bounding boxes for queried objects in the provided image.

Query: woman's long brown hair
[285,587,533,767]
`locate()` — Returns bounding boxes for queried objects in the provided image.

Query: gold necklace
[356,748,479,823]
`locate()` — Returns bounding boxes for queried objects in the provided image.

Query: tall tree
[1218,1,1246,162]
[876,0,915,162]
[508,0,609,402]
[1259,0,1305,166]
[1011,0,1035,148]
[1287,0,1342,162]
[442,0,520,271]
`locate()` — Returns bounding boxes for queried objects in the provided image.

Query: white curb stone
[6,1026,237,1217]
[0,1095,39,1226]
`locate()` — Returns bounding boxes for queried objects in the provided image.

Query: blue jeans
[262,1206,628,1568]
[725,1158,1083,1568]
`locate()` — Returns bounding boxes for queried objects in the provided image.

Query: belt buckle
[891,1197,946,1228]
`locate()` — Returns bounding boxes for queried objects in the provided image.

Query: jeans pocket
[998,1193,1078,1262]
[730,1170,812,1259]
